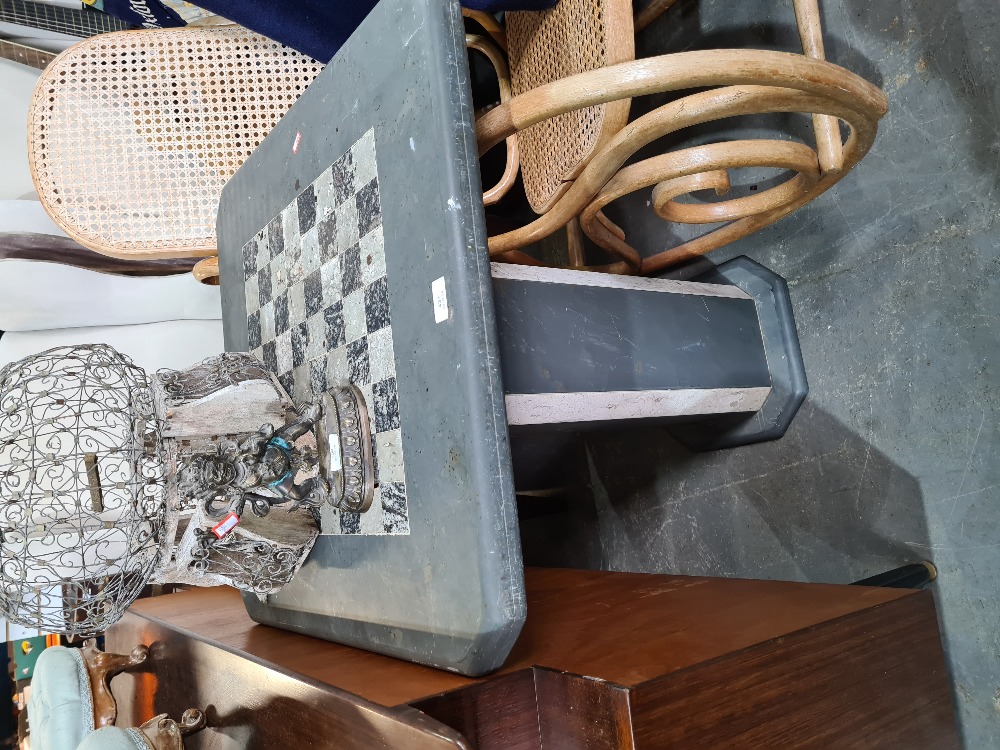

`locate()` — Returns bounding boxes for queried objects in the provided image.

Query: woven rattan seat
[506,0,634,213]
[29,27,324,260]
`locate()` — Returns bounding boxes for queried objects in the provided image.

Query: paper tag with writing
[328,434,342,472]
[211,512,240,539]
[432,276,449,323]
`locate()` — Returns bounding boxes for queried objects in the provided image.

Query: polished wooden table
[109,568,959,749]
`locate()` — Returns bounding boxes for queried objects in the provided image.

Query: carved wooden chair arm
[135,709,207,750]
[475,49,888,273]
[81,639,150,728]
[78,709,206,750]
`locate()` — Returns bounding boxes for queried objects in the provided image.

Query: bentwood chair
[475,0,888,273]
[28,26,325,284]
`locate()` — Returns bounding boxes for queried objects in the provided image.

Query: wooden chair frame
[466,33,520,206]
[132,710,207,750]
[99,3,886,282]
[79,639,206,748]
[635,0,681,32]
[80,639,150,728]
[475,0,888,274]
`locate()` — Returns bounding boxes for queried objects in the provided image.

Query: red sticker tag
[292,131,302,154]
[212,512,240,539]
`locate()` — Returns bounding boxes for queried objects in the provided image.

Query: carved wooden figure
[27,639,207,750]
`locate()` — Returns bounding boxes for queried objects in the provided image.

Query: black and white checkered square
[242,129,408,536]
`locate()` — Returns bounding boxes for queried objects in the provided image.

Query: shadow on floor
[518,399,931,584]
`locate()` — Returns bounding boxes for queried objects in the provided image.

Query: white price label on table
[328,434,342,472]
[432,276,449,323]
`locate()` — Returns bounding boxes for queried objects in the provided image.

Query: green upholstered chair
[28,647,93,750]
[27,643,205,750]
[77,727,152,750]
[76,714,207,750]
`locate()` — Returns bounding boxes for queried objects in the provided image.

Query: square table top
[217,0,524,675]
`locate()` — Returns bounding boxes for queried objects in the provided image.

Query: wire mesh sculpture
[0,345,375,636]
[0,345,165,637]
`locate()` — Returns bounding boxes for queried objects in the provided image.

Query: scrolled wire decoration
[157,352,272,405]
[189,528,300,596]
[477,49,890,274]
[0,345,165,637]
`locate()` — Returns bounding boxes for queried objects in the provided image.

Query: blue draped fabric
[100,0,184,28]
[186,1,558,62]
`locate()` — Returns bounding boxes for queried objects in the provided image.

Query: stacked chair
[28,26,325,284]
[472,0,888,272]
[27,2,886,280]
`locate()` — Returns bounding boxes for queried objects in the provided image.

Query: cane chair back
[506,0,635,214]
[28,27,324,260]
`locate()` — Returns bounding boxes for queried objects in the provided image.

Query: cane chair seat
[28,27,324,260]
[506,0,634,213]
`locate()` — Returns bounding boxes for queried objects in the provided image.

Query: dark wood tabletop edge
[531,664,632,690]
[116,608,472,746]
[399,663,635,709]
[523,566,915,598]
[391,705,475,750]
[628,588,937,692]
[400,589,940,704]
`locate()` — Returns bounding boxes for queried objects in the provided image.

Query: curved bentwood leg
[477,50,889,274]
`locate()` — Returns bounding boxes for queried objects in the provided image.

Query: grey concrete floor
[515,1,1000,745]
